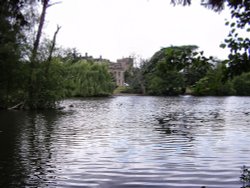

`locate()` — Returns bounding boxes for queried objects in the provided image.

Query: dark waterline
[0,96,250,188]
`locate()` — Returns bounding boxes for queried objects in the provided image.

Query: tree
[64,60,114,97]
[171,0,241,11]
[184,54,214,86]
[0,0,34,109]
[192,62,234,95]
[220,1,250,79]
[173,0,250,75]
[124,66,146,94]
[144,46,200,95]
[174,0,250,92]
[28,0,51,109]
[141,45,217,95]
[26,0,64,109]
[45,25,61,75]
[232,72,250,96]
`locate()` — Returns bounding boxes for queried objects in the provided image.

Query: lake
[0,96,250,188]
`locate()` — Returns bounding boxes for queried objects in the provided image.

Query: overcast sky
[44,0,231,62]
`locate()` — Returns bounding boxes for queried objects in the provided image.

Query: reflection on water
[1,96,250,188]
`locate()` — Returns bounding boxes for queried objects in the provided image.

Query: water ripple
[1,96,250,187]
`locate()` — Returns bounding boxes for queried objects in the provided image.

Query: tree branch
[45,25,61,75]
[47,1,62,8]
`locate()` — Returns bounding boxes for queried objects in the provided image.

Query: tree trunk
[28,0,49,108]
[140,82,146,95]
[31,0,49,64]
[45,25,61,75]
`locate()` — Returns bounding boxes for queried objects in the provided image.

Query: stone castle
[83,53,133,86]
[108,57,133,86]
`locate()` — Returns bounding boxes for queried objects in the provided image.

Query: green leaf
[224,39,231,43]
[238,37,243,41]
[220,44,226,49]
[230,22,236,27]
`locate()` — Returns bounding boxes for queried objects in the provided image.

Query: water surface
[0,96,250,188]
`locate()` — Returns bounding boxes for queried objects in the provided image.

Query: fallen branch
[8,102,24,110]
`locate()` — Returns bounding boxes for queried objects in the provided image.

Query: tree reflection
[19,110,62,187]
[154,111,196,142]
[0,111,28,187]
[0,110,61,187]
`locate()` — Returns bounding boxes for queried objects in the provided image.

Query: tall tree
[28,0,63,109]
[28,0,50,109]
[144,46,199,95]
[0,0,32,109]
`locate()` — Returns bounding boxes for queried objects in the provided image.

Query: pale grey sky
[44,0,231,61]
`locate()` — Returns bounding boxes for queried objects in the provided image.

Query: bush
[232,72,250,96]
[192,64,235,96]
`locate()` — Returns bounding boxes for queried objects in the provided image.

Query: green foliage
[113,86,129,94]
[24,58,115,109]
[143,45,213,95]
[58,48,83,63]
[64,60,115,97]
[0,1,115,109]
[144,46,194,95]
[232,72,250,96]
[0,0,34,109]
[124,66,145,94]
[220,1,250,79]
[0,61,29,109]
[147,45,199,72]
[171,1,250,96]
[146,63,185,95]
[27,58,66,109]
[184,56,214,86]
[1,0,249,109]
[192,63,234,96]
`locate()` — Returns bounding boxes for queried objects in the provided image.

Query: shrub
[232,72,250,96]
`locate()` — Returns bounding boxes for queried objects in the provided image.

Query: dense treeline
[0,0,249,109]
[125,0,250,96]
[0,0,115,109]
[125,44,250,96]
[0,48,115,110]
